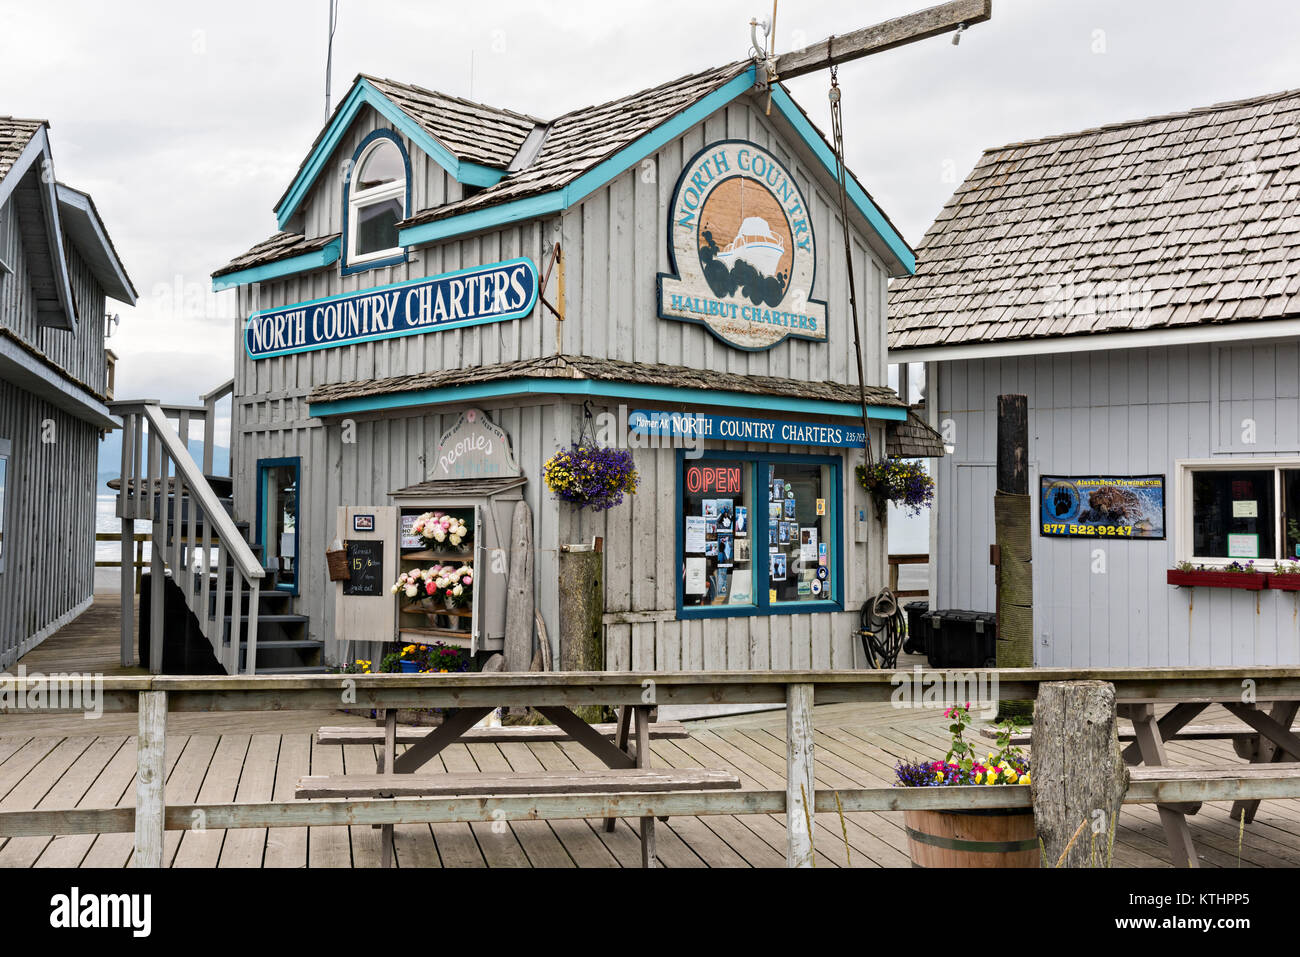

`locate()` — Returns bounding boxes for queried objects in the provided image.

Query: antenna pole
[324,0,339,122]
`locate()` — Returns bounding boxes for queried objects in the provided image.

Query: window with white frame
[1178,459,1300,564]
[346,135,407,267]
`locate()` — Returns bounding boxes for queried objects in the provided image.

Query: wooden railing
[887,552,929,599]
[3,669,1300,868]
[109,400,263,675]
[95,531,150,594]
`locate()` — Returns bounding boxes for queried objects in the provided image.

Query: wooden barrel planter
[903,808,1038,867]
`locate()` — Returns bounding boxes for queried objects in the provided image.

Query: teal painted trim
[309,375,907,421]
[212,238,341,292]
[274,78,506,230]
[767,85,915,275]
[397,66,760,248]
[398,191,566,247]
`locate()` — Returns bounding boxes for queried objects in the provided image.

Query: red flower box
[1268,573,1300,591]
[1167,569,1266,590]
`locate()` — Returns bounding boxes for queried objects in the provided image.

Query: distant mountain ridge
[97,434,230,490]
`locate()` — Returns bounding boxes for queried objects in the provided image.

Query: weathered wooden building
[890,88,1300,667]
[202,61,918,673]
[0,117,136,667]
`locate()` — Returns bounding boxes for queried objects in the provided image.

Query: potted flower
[1269,559,1300,591]
[1166,560,1266,590]
[856,457,935,521]
[543,444,638,511]
[894,703,1036,867]
[410,510,471,552]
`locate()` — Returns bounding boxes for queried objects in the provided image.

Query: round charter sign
[657,140,828,351]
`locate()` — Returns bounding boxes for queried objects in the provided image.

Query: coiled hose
[859,587,906,669]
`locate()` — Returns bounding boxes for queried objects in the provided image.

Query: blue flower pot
[399,660,419,673]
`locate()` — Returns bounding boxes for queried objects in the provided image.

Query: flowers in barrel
[857,457,935,518]
[543,444,639,511]
[894,703,1030,787]
[410,510,470,550]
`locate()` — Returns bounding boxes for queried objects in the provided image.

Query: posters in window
[717,531,734,566]
[685,557,708,594]
[770,552,787,582]
[729,569,752,604]
[735,538,752,563]
[735,506,748,537]
[1039,475,1166,539]
[800,527,818,563]
[685,516,706,553]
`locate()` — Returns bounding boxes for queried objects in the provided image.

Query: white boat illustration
[714,216,785,277]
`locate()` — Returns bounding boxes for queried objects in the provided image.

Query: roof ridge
[357,73,544,124]
[981,86,1300,156]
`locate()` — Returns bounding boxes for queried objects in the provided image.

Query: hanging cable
[828,65,875,468]
[324,0,340,122]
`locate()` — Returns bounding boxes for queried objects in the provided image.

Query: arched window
[345,132,408,269]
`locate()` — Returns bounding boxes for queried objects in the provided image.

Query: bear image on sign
[658,140,828,351]
[432,409,520,480]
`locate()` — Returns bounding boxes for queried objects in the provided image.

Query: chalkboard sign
[343,540,384,596]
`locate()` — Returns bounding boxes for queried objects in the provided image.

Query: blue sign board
[244,257,538,360]
[629,409,864,448]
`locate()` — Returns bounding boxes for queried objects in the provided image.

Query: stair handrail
[111,398,263,675]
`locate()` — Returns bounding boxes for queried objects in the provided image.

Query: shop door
[258,457,300,592]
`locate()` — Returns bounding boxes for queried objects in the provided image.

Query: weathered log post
[502,500,536,673]
[558,539,605,723]
[994,393,1033,721]
[1032,681,1129,867]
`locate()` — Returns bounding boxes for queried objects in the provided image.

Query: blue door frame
[675,449,844,619]
[256,456,301,595]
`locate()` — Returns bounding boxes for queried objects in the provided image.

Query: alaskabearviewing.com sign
[658,140,827,350]
[1039,475,1166,539]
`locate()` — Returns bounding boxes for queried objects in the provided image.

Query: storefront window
[1182,463,1300,562]
[767,462,834,605]
[679,452,840,615]
[681,460,754,607]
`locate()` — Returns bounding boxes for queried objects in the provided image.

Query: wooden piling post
[558,543,605,723]
[995,394,1033,720]
[134,690,167,868]
[785,683,815,867]
[1032,681,1128,867]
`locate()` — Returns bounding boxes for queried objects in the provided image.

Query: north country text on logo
[658,140,828,351]
[244,258,538,360]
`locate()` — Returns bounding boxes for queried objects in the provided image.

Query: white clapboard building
[889,88,1300,667]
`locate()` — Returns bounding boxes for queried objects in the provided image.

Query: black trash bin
[903,600,930,655]
[925,609,998,668]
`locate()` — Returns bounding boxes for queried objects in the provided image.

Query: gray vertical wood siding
[934,341,1300,668]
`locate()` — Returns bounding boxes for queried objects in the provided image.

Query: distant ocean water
[96,493,152,562]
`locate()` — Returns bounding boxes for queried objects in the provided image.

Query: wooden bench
[315,720,690,747]
[295,767,741,867]
[980,723,1300,752]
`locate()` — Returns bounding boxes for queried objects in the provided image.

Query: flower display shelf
[1267,574,1300,592]
[1166,569,1266,591]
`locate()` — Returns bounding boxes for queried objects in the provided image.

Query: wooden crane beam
[770,0,992,82]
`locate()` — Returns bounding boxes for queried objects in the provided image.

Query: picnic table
[304,703,739,868]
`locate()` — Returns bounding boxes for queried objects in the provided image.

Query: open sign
[686,464,742,495]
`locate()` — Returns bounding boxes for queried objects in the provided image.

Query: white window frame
[1175,456,1300,568]
[346,139,406,267]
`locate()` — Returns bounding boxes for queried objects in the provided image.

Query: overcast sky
[3,0,1299,408]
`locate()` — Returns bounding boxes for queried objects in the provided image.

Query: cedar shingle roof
[307,353,906,410]
[400,61,752,228]
[886,410,945,458]
[212,230,339,279]
[888,88,1300,352]
[361,76,540,169]
[0,117,43,185]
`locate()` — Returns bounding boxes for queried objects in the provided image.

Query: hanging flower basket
[543,444,639,511]
[856,457,935,519]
